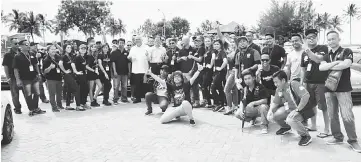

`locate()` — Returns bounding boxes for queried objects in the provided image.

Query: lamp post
[158,9,166,37]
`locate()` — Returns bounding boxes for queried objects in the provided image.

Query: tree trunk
[350,15,352,45]
[31,32,34,42]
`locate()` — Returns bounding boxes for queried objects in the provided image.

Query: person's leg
[94,79,103,100]
[47,80,57,109]
[145,92,157,113]
[307,84,318,130]
[201,69,212,105]
[63,81,68,101]
[78,75,88,105]
[336,92,357,143]
[158,96,169,111]
[286,112,309,137]
[273,106,291,128]
[22,80,33,111]
[38,79,48,102]
[66,74,80,107]
[180,101,194,120]
[315,84,330,134]
[217,72,226,106]
[224,72,235,109]
[88,80,95,102]
[133,74,142,102]
[103,73,112,103]
[113,75,121,103]
[55,80,63,108]
[160,101,192,124]
[231,85,239,107]
[9,78,22,112]
[211,72,220,106]
[120,75,128,101]
[325,92,343,141]
[191,79,200,107]
[257,104,270,127]
[31,79,40,110]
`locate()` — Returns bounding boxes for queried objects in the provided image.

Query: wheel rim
[5,107,14,139]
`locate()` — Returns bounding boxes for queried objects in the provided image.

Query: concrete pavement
[1,90,361,162]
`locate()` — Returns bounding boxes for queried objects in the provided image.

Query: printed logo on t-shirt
[174,88,185,105]
[304,56,308,62]
[247,53,251,58]
[262,75,273,81]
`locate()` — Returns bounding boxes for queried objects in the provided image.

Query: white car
[1,96,14,144]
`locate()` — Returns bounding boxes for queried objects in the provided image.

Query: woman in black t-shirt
[71,44,89,111]
[201,36,214,108]
[224,38,239,115]
[159,64,204,126]
[211,40,228,112]
[86,44,103,107]
[59,44,81,110]
[97,44,112,106]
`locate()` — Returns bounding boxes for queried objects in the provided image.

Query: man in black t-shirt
[245,31,261,54]
[165,38,180,72]
[234,72,269,134]
[262,34,287,69]
[2,38,23,114]
[319,31,361,152]
[300,29,330,136]
[256,53,279,98]
[13,40,46,116]
[31,42,49,103]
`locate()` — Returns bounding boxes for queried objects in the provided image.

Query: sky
[1,0,361,44]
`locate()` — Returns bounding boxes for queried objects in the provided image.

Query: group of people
[2,23,360,152]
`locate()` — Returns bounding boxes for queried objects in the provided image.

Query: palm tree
[330,15,343,33]
[21,11,45,42]
[105,17,126,39]
[318,12,331,44]
[344,3,361,44]
[3,9,27,33]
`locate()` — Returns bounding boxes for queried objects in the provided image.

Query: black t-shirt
[203,47,213,66]
[61,54,74,72]
[235,48,261,77]
[98,52,112,74]
[194,46,205,64]
[87,54,98,69]
[214,50,227,72]
[172,81,192,107]
[2,49,17,78]
[249,43,261,54]
[243,82,268,105]
[260,65,279,94]
[13,52,38,81]
[43,55,62,81]
[262,45,286,68]
[73,55,87,73]
[166,47,180,64]
[323,47,353,92]
[301,45,328,84]
[110,49,129,75]
[178,46,194,73]
[227,52,236,70]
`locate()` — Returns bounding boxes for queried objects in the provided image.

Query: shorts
[305,83,327,111]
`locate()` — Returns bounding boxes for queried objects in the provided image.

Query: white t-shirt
[285,49,303,80]
[128,45,149,74]
[149,46,166,63]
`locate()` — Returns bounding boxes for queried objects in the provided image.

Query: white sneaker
[261,126,268,134]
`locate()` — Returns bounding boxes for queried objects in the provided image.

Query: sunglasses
[127,45,132,46]
[170,42,175,45]
[261,59,269,62]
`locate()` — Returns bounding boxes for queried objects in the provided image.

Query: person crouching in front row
[234,71,270,134]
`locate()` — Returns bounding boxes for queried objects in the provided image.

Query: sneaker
[348,142,361,153]
[14,109,22,114]
[91,101,100,107]
[133,99,141,104]
[83,104,92,109]
[42,99,50,103]
[213,105,223,112]
[52,108,60,112]
[299,136,312,146]
[276,127,291,135]
[192,102,200,108]
[76,106,86,111]
[326,138,344,145]
[205,104,215,108]
[223,109,235,115]
[176,116,181,120]
[189,119,196,126]
[33,108,46,114]
[145,110,152,115]
[113,101,118,105]
[121,99,129,103]
[28,110,35,116]
[217,106,225,112]
[261,126,268,134]
[65,106,75,110]
[103,101,112,106]
[58,106,65,110]
[161,108,166,113]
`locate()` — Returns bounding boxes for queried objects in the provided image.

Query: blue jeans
[113,75,128,101]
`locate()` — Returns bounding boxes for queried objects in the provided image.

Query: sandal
[317,132,332,138]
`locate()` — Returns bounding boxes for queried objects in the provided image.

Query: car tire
[2,104,14,145]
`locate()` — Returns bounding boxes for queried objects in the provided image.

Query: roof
[207,21,241,34]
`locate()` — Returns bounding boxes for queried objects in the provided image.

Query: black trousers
[211,71,226,105]
[131,73,146,99]
[76,74,88,105]
[100,72,112,102]
[63,73,80,106]
[201,68,213,104]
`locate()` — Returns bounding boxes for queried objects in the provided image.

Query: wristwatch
[296,109,301,112]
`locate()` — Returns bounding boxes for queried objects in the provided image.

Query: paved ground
[1,90,361,162]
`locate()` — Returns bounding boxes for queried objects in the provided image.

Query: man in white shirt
[148,36,167,75]
[128,36,149,103]
[284,33,303,81]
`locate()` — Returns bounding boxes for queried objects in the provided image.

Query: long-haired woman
[59,44,82,110]
[98,43,112,106]
[211,40,228,112]
[86,44,103,107]
[201,36,214,108]
[71,44,88,111]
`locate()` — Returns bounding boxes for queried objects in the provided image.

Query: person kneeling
[270,70,315,146]
[145,65,171,115]
[159,64,204,126]
[234,72,269,134]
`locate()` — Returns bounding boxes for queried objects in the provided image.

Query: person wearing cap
[245,31,261,54]
[300,29,330,136]
[165,38,180,72]
[31,42,50,104]
[261,34,287,69]
[111,38,130,104]
[319,31,361,152]
[13,40,46,116]
[234,36,261,92]
[144,65,171,115]
[71,44,89,111]
[159,63,204,126]
[2,38,23,114]
[128,35,149,104]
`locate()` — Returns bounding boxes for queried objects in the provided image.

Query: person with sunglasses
[256,53,279,104]
[43,45,64,112]
[165,38,180,73]
[13,40,46,116]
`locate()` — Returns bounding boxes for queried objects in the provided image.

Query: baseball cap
[79,44,87,49]
[305,29,318,36]
[238,36,249,42]
[160,65,170,73]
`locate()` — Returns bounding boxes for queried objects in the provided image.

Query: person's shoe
[83,104,92,109]
[261,126,268,134]
[299,136,312,146]
[223,109,235,115]
[145,110,152,115]
[58,106,65,110]
[276,127,291,135]
[161,108,166,113]
[28,110,35,116]
[348,142,361,153]
[42,99,50,103]
[121,99,129,103]
[33,108,46,114]
[192,102,200,108]
[205,104,215,108]
[133,99,141,104]
[189,119,196,126]
[217,106,225,112]
[76,106,86,111]
[70,99,74,103]
[91,101,100,107]
[213,105,223,112]
[176,116,181,120]
[52,108,60,112]
[131,97,136,102]
[326,138,344,145]
[113,101,119,105]
[103,101,112,106]
[14,109,22,114]
[65,106,75,110]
